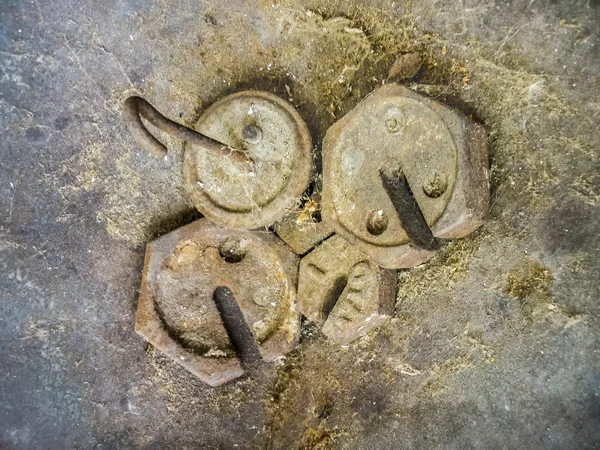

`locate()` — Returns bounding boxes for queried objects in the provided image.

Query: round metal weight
[324,89,457,247]
[183,91,313,229]
[135,219,301,385]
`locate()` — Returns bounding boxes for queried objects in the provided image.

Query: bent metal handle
[122,96,253,165]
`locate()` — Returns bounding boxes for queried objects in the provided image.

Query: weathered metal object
[136,218,301,386]
[274,211,334,255]
[123,96,252,165]
[387,53,422,82]
[297,235,397,345]
[213,286,263,366]
[379,168,441,251]
[129,80,490,378]
[321,83,489,269]
[183,91,313,230]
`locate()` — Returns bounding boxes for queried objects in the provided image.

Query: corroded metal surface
[297,235,397,345]
[122,96,252,164]
[136,218,300,386]
[322,83,489,269]
[183,91,313,230]
[274,212,334,255]
[129,83,489,382]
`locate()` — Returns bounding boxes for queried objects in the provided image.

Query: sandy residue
[96,148,197,247]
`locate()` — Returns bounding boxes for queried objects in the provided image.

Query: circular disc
[155,226,294,349]
[183,91,312,229]
[327,95,457,246]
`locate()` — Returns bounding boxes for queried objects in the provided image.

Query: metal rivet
[423,173,447,198]
[385,110,404,134]
[242,124,262,144]
[219,238,246,263]
[366,209,388,235]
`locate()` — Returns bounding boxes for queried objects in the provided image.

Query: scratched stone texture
[0,0,599,449]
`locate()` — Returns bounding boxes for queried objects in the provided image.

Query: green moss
[506,259,554,301]
[299,426,337,450]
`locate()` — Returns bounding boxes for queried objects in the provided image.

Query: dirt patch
[397,237,481,304]
[507,258,554,301]
[299,426,338,450]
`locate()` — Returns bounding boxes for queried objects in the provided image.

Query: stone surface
[1,0,599,448]
[321,83,489,268]
[297,235,397,344]
[183,91,313,230]
[136,218,301,386]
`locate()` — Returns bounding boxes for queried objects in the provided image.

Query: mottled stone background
[0,0,598,448]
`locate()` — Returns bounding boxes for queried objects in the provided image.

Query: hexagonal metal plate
[322,84,489,269]
[324,84,457,246]
[136,219,301,386]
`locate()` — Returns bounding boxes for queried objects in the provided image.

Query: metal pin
[122,96,253,167]
[213,286,262,367]
[379,168,441,251]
